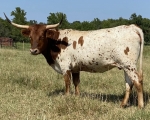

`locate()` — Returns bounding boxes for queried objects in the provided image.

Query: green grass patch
[0,44,150,119]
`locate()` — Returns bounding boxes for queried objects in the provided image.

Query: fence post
[23,41,24,50]
[0,40,2,48]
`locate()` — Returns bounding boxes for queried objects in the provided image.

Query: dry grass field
[0,43,150,120]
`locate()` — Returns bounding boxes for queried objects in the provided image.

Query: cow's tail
[136,26,144,81]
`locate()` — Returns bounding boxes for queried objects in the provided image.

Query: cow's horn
[4,13,29,29]
[46,15,63,29]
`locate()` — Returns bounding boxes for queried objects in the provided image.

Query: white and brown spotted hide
[53,25,143,75]
[48,25,144,108]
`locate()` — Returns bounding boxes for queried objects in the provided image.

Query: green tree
[90,18,101,29]
[141,18,150,44]
[129,13,142,26]
[129,13,150,44]
[0,18,11,37]
[2,10,150,45]
[81,21,93,30]
[101,19,111,28]
[10,7,28,42]
[11,7,27,24]
[47,12,70,29]
[70,21,82,30]
[118,17,129,25]
[28,20,38,25]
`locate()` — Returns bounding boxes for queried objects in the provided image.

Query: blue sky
[0,0,150,23]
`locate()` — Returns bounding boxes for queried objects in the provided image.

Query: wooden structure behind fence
[0,37,16,48]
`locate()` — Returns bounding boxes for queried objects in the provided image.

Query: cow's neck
[42,41,55,65]
[42,38,68,65]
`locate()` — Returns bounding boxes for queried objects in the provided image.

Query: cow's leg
[122,65,143,108]
[121,71,133,107]
[63,70,72,95]
[72,72,80,95]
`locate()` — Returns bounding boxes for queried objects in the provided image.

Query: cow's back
[57,24,143,73]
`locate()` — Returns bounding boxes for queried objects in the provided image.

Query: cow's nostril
[34,49,37,53]
[30,49,33,53]
[30,49,39,55]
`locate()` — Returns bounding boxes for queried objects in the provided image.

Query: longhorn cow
[4,13,144,108]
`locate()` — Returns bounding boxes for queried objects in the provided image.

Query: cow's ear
[46,29,59,40]
[21,29,30,37]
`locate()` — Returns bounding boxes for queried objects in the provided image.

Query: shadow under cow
[47,89,150,107]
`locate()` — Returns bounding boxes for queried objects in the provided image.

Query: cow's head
[4,13,62,55]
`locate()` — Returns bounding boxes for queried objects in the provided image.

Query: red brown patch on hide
[63,70,72,95]
[73,41,77,49]
[124,47,129,55]
[46,29,60,40]
[50,51,59,60]
[59,37,68,49]
[78,36,84,46]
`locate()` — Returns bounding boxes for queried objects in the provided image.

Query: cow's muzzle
[30,48,40,55]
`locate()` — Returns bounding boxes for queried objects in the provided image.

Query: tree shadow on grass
[47,88,150,107]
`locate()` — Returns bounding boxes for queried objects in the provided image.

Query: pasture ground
[0,43,150,120]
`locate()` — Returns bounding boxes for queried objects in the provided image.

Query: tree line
[0,7,150,45]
